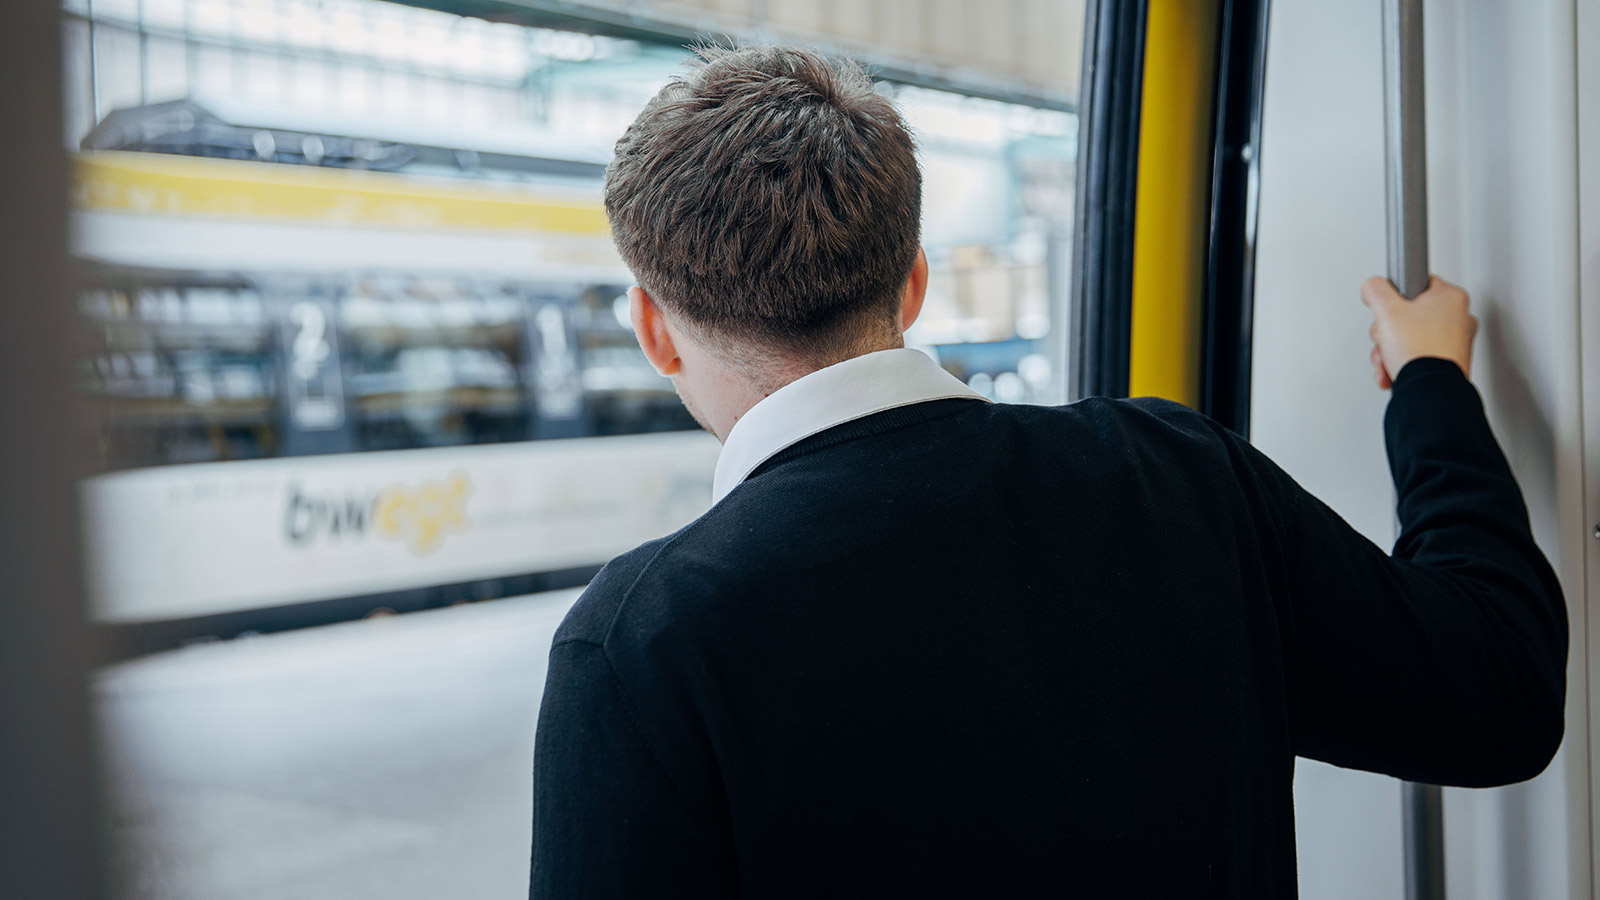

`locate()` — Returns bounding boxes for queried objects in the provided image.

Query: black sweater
[531,358,1566,898]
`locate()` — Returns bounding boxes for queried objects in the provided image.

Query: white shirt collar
[711,347,988,503]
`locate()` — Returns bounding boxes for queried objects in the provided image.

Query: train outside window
[59,1,1085,898]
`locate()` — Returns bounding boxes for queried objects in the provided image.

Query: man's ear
[629,286,681,376]
[899,246,929,333]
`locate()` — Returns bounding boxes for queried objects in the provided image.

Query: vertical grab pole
[1382,0,1445,898]
[1402,782,1446,900]
[1383,0,1430,299]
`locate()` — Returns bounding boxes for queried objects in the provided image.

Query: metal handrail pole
[1382,0,1444,898]
[1383,0,1431,299]
[1402,781,1446,900]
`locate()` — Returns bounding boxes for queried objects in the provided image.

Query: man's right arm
[1247,277,1566,785]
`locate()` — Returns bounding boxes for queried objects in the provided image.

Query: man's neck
[685,337,905,442]
[694,363,807,442]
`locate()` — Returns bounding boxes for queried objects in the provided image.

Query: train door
[1075,0,1597,897]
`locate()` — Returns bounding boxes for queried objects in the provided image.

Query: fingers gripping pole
[1383,0,1444,896]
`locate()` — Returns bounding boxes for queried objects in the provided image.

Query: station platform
[95,589,583,900]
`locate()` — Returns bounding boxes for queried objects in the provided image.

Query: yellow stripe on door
[1129,0,1221,406]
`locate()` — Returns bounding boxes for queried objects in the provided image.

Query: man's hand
[1362,275,1478,389]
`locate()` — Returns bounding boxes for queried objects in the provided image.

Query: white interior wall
[1251,1,1589,897]
[1425,2,1588,898]
[1579,0,1600,888]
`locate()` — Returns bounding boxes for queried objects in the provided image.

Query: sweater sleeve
[1244,358,1567,786]
[531,638,736,899]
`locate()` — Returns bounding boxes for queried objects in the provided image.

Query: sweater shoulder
[551,535,676,647]
[1006,394,1237,461]
[1111,394,1222,432]
[549,497,762,654]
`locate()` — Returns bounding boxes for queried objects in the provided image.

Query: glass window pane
[65,2,1087,896]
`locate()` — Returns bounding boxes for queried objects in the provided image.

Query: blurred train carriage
[70,87,1075,643]
[71,98,718,640]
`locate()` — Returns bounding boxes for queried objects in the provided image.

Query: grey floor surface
[94,589,582,900]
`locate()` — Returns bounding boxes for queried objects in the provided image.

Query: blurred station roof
[399,0,1085,112]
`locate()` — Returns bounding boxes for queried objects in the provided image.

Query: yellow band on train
[72,151,613,236]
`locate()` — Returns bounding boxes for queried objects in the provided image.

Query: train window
[78,275,278,469]
[63,0,1084,635]
[64,1,1089,895]
[62,1,1080,472]
[895,83,1076,404]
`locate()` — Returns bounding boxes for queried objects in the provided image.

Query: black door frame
[1070,0,1271,433]
[0,2,108,899]
[1070,0,1149,401]
[1201,0,1272,436]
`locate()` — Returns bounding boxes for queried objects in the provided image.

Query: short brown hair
[604,45,921,362]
